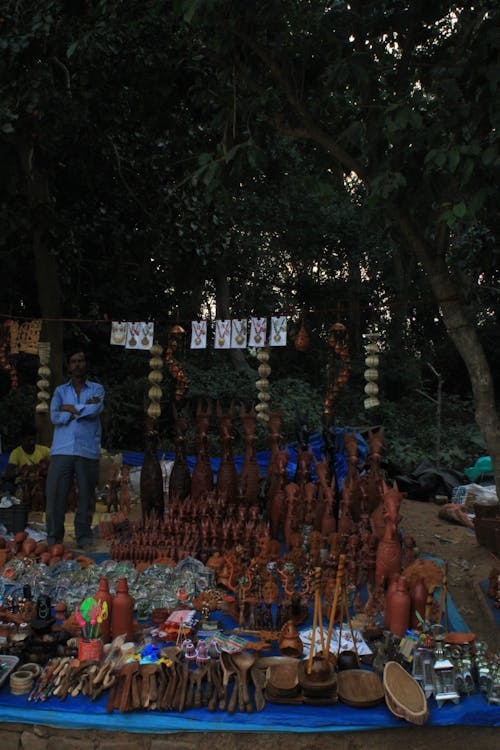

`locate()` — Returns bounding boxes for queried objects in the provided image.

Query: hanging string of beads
[0,322,18,390]
[147,343,163,420]
[35,342,51,414]
[324,323,350,421]
[363,331,381,410]
[255,348,271,422]
[164,325,188,401]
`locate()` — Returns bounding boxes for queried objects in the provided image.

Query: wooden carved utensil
[118,662,139,713]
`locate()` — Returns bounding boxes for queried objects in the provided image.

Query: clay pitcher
[111,577,134,642]
[384,573,400,631]
[389,577,411,637]
[410,576,428,630]
[278,620,303,658]
[95,576,113,643]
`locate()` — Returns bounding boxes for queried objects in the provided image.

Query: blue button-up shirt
[50,379,104,459]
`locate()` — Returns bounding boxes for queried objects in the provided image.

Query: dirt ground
[399,496,500,651]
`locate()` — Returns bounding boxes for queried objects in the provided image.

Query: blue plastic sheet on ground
[121,428,367,490]
[0,679,498,732]
[480,580,500,627]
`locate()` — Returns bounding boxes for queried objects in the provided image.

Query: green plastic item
[464,456,493,482]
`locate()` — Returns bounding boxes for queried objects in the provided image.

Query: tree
[179,0,500,489]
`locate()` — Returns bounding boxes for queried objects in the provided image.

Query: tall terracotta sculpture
[216,401,238,503]
[168,405,191,501]
[140,420,164,521]
[239,404,261,506]
[361,427,385,514]
[375,519,402,587]
[191,400,213,500]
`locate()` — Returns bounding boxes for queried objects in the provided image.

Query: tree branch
[51,57,72,98]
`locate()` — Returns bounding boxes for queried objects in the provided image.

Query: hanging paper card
[231,319,248,348]
[249,317,267,347]
[9,320,42,355]
[214,319,231,349]
[270,316,287,346]
[191,320,207,349]
[110,322,127,346]
[125,322,142,349]
[139,322,155,349]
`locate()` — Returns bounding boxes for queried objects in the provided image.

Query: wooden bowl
[383,661,429,725]
[337,669,385,708]
[268,662,299,694]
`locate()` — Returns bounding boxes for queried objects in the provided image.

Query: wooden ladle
[231,650,256,712]
[220,651,238,713]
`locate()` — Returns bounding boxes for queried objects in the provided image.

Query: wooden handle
[325,554,345,657]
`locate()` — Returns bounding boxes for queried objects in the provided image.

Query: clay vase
[410,576,427,630]
[384,573,400,631]
[389,577,411,637]
[95,576,113,643]
[111,577,134,642]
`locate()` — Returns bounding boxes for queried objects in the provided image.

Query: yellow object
[8,444,50,469]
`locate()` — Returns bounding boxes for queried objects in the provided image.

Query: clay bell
[278,620,304,658]
[294,320,310,352]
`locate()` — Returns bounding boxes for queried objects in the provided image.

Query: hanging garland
[255,348,271,422]
[35,342,51,414]
[0,322,18,390]
[363,331,381,410]
[165,326,188,401]
[324,322,350,420]
[147,343,163,420]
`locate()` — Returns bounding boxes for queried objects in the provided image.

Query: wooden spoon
[250,665,267,712]
[221,652,238,714]
[118,662,138,713]
[231,650,256,711]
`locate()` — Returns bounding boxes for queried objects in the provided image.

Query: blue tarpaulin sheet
[120,428,367,490]
[0,678,498,732]
[0,562,493,733]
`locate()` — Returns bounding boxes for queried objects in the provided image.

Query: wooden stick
[325,554,345,657]
[424,586,434,625]
[343,581,360,667]
[307,567,322,674]
[441,563,449,631]
[317,577,325,655]
[337,565,346,655]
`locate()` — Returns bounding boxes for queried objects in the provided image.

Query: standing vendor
[45,349,104,550]
[1,425,50,494]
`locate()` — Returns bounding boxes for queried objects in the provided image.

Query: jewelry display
[249,317,267,347]
[191,320,207,349]
[140,322,155,349]
[214,319,231,349]
[270,316,287,346]
[125,322,141,349]
[110,322,127,346]
[231,319,248,348]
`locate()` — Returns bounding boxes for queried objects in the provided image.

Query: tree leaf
[452,202,466,218]
[66,41,79,59]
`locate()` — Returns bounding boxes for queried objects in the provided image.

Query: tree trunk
[16,136,64,445]
[215,263,249,372]
[395,210,500,490]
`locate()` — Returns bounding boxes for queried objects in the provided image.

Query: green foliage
[0,385,38,451]
[376,395,484,474]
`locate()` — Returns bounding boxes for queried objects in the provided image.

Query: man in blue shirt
[45,349,104,550]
